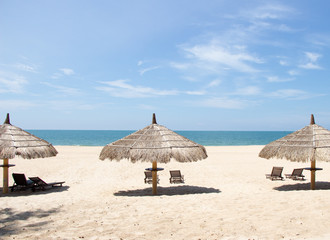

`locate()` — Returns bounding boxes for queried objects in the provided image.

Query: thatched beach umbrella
[259,114,330,190]
[0,113,58,193]
[99,113,208,194]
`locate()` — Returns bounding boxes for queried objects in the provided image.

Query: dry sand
[1,145,330,240]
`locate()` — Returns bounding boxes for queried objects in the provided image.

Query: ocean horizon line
[27,129,293,132]
[28,130,293,147]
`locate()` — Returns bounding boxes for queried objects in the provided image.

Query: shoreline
[1,145,330,239]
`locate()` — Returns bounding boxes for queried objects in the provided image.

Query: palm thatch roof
[99,114,207,163]
[259,114,330,162]
[0,113,58,159]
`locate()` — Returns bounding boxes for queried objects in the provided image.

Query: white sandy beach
[1,145,330,240]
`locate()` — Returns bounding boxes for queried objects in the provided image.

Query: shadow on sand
[274,181,330,191]
[114,185,221,196]
[0,207,61,236]
[0,186,70,198]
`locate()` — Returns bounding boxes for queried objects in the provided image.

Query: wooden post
[311,160,316,190]
[152,161,157,195]
[3,158,9,194]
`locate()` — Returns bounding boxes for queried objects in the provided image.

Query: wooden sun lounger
[285,168,305,180]
[144,171,159,184]
[10,173,35,192]
[29,177,65,191]
[169,170,184,184]
[266,167,284,181]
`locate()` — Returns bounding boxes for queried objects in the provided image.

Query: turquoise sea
[28,130,292,146]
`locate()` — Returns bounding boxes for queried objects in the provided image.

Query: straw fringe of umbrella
[259,119,330,163]
[100,121,207,163]
[0,114,58,159]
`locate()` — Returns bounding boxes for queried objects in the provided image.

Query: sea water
[28,130,292,146]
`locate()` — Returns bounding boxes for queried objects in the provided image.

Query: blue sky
[0,0,330,130]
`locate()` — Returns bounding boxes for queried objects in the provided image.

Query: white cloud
[230,86,261,96]
[299,63,322,70]
[170,62,190,70]
[250,4,294,20]
[0,72,28,93]
[60,68,75,75]
[15,63,37,73]
[182,76,199,82]
[299,52,322,70]
[278,24,294,32]
[305,52,321,62]
[207,80,221,88]
[227,3,294,22]
[199,97,253,109]
[41,82,81,95]
[307,33,330,47]
[97,80,179,98]
[51,73,62,79]
[139,66,160,75]
[268,89,311,100]
[279,60,289,66]
[183,41,262,73]
[267,76,294,82]
[51,68,75,79]
[288,70,299,76]
[185,90,206,95]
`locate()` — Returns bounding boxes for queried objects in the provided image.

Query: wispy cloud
[226,3,297,34]
[51,68,75,79]
[198,97,253,109]
[267,76,295,82]
[170,62,190,70]
[299,52,322,70]
[185,90,206,95]
[279,60,289,66]
[137,60,145,66]
[183,41,262,73]
[299,63,322,70]
[60,68,75,75]
[96,80,179,98]
[0,72,28,93]
[288,70,299,76]
[230,86,261,96]
[247,4,295,20]
[139,66,160,75]
[207,79,221,88]
[306,33,330,47]
[268,89,318,100]
[41,82,81,95]
[15,63,38,73]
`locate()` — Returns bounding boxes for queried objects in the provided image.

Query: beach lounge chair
[169,170,184,184]
[285,168,305,180]
[29,177,65,191]
[10,173,35,192]
[265,167,284,181]
[144,171,159,184]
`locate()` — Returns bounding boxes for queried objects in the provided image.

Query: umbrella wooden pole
[3,158,9,194]
[311,160,316,190]
[152,161,157,195]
